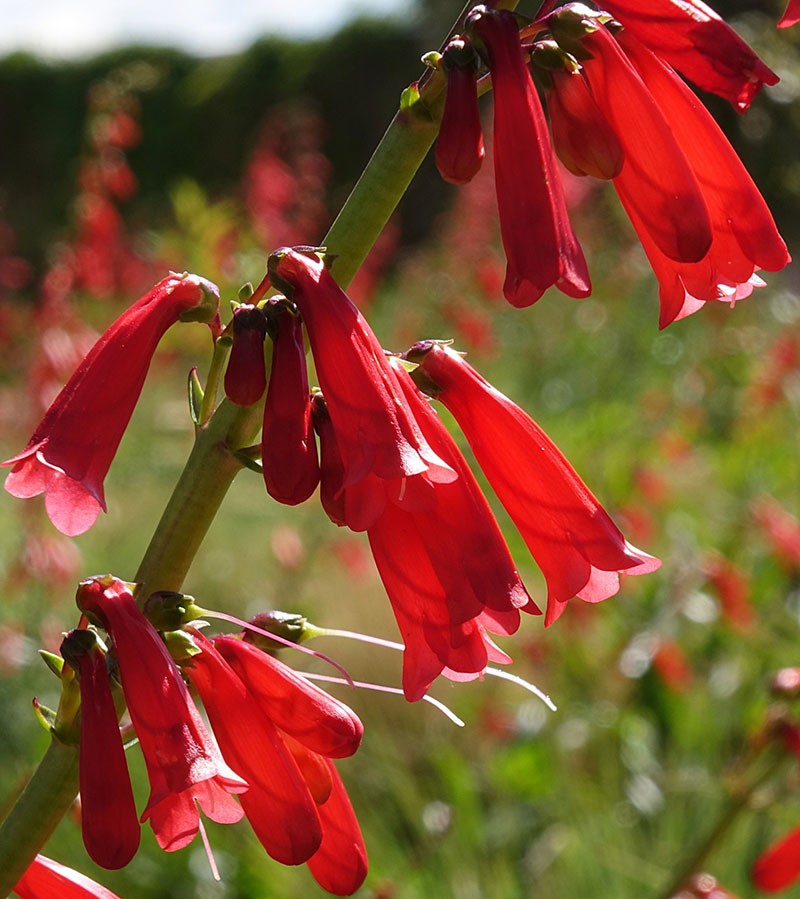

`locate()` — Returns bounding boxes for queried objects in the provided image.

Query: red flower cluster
[67,575,366,895]
[433,2,789,325]
[266,249,659,698]
[2,273,220,535]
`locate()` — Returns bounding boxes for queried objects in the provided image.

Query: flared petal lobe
[468,7,590,307]
[3,273,219,535]
[13,855,122,899]
[75,576,247,852]
[413,344,660,625]
[261,305,320,505]
[578,0,779,111]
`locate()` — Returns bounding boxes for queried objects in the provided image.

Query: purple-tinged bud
[435,39,485,185]
[224,304,269,406]
[262,304,320,505]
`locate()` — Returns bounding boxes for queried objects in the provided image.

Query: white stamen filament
[298,672,465,727]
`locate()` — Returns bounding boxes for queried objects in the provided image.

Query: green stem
[323,100,440,289]
[0,737,79,892]
[133,398,262,599]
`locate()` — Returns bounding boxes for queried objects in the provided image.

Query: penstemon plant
[0,1,798,896]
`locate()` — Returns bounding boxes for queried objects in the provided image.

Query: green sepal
[238,281,255,302]
[188,367,204,427]
[421,51,442,70]
[400,81,422,114]
[39,650,64,678]
[233,445,264,474]
[143,590,208,631]
[32,697,57,733]
[163,628,202,662]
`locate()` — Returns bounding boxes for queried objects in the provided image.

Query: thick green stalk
[0,31,455,896]
[0,738,79,893]
[324,101,439,289]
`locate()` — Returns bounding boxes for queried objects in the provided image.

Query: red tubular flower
[412,343,660,626]
[363,361,539,700]
[577,24,713,264]
[261,303,320,505]
[467,6,591,307]
[613,32,790,327]
[191,634,367,894]
[75,575,247,852]
[212,635,363,758]
[779,0,800,28]
[224,304,269,406]
[545,68,623,180]
[3,273,219,535]
[185,634,323,866]
[752,825,800,892]
[268,248,455,530]
[435,39,485,185]
[13,854,122,899]
[60,630,140,870]
[541,0,779,112]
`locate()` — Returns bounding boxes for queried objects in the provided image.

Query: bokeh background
[0,1,799,896]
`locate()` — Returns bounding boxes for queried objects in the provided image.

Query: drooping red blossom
[60,630,140,870]
[467,6,591,307]
[779,0,800,28]
[613,32,790,327]
[363,360,539,699]
[185,634,323,866]
[75,576,247,852]
[13,854,122,899]
[544,67,623,180]
[435,39,485,185]
[224,304,269,406]
[3,273,220,535]
[577,23,713,264]
[212,634,363,759]
[539,0,779,111]
[268,248,455,530]
[261,303,320,505]
[752,825,800,892]
[191,634,367,894]
[412,343,660,626]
